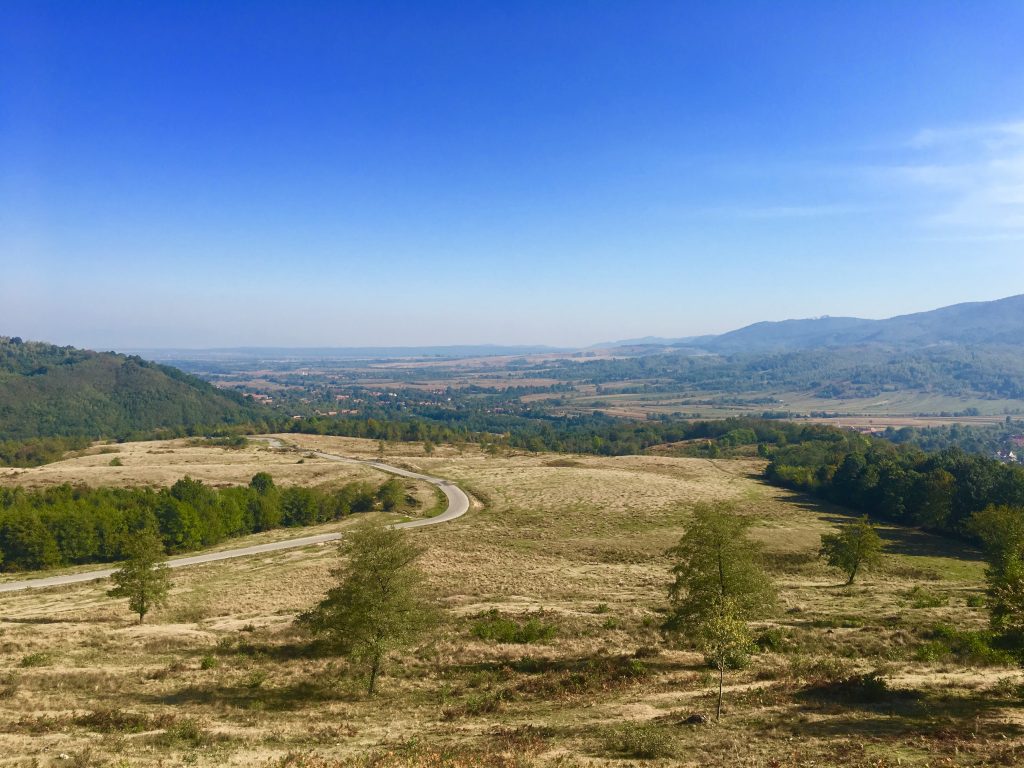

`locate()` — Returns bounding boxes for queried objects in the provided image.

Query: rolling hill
[607,294,1024,354]
[697,294,1024,353]
[0,336,262,440]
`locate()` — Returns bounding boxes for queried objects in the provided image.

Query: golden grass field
[0,435,1021,767]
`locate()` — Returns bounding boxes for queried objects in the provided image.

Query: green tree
[697,598,755,721]
[664,503,776,632]
[376,478,406,512]
[819,515,885,585]
[968,505,1024,646]
[663,503,776,719]
[107,529,171,624]
[249,472,276,495]
[297,522,435,695]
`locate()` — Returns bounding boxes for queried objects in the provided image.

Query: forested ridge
[0,336,263,441]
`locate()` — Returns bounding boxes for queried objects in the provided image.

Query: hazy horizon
[3,3,1024,349]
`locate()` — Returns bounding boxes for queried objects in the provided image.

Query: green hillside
[0,336,262,440]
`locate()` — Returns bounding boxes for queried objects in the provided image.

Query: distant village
[996,435,1024,465]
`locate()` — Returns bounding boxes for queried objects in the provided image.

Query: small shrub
[245,669,268,689]
[200,654,218,670]
[108,457,123,466]
[633,645,661,659]
[19,652,51,668]
[74,708,173,733]
[966,593,987,608]
[592,603,611,614]
[606,722,677,759]
[755,627,787,652]
[0,672,20,699]
[515,655,647,699]
[801,671,892,704]
[471,610,557,644]
[157,717,212,747]
[787,654,852,684]
[906,586,947,608]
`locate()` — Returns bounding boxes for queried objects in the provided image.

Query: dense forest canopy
[0,336,263,441]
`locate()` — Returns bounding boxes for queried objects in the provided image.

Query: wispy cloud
[689,203,864,220]
[890,119,1024,232]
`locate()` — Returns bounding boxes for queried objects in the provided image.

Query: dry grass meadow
[0,435,1021,767]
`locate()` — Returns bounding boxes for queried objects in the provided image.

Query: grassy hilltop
[0,435,1020,767]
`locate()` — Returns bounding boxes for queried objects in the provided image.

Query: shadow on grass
[448,651,701,679]
[152,676,357,711]
[777,489,984,563]
[792,688,1024,741]
[214,638,324,663]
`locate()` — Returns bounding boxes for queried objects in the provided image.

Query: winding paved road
[0,440,469,594]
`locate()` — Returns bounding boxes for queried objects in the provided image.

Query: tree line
[0,474,408,572]
[765,433,1024,538]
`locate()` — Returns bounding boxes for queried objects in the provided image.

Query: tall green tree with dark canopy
[819,515,885,585]
[297,522,435,695]
[663,503,776,719]
[969,505,1024,649]
[107,529,171,624]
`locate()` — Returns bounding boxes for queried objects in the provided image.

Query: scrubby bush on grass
[755,627,787,652]
[73,708,175,733]
[966,593,987,608]
[471,610,557,644]
[605,722,677,759]
[515,654,647,699]
[800,671,894,704]
[906,585,947,608]
[154,717,214,747]
[914,624,1014,666]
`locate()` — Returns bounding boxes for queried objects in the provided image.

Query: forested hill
[0,337,262,440]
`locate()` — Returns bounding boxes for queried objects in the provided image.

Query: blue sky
[2,2,1024,349]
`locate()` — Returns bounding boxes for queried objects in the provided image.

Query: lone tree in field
[107,529,171,624]
[664,503,776,720]
[819,515,884,585]
[697,597,757,721]
[297,522,435,695]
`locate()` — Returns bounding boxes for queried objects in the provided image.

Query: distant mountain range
[609,294,1024,354]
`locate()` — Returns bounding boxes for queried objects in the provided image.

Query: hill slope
[0,337,261,440]
[699,294,1024,353]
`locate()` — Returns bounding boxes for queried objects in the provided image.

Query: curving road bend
[0,440,469,594]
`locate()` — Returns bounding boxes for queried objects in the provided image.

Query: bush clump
[605,722,677,759]
[914,624,1015,666]
[471,610,557,644]
[800,671,894,704]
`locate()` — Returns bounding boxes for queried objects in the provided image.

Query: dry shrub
[604,722,677,759]
[74,707,176,733]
